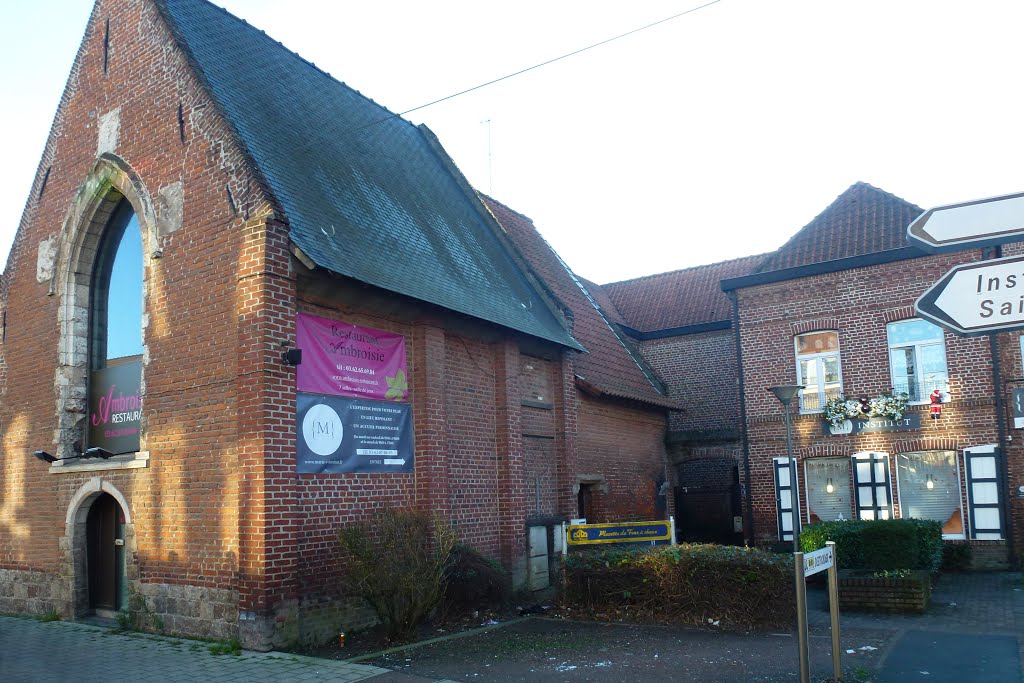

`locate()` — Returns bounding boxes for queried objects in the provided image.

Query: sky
[2,1,1024,284]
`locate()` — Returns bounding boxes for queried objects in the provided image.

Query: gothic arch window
[87,199,143,455]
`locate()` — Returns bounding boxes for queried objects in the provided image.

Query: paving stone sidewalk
[0,616,405,683]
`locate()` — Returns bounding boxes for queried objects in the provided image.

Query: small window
[804,458,852,523]
[896,451,964,538]
[795,331,842,412]
[887,319,948,403]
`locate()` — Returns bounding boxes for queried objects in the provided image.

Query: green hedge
[800,519,942,572]
[563,544,795,629]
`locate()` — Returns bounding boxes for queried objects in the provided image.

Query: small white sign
[803,546,834,577]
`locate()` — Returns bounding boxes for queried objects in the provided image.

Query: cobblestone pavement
[0,616,406,683]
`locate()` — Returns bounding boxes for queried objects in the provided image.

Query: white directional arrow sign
[916,254,1024,336]
[908,191,1024,252]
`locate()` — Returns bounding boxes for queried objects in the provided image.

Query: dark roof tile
[756,182,924,273]
[155,0,578,349]
[603,255,765,331]
[482,197,676,410]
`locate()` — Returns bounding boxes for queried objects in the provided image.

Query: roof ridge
[477,192,535,224]
[602,252,769,287]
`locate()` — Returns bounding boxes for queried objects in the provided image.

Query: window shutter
[773,457,797,541]
[964,445,1004,540]
[852,452,892,520]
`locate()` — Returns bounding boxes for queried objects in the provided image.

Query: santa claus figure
[930,389,943,419]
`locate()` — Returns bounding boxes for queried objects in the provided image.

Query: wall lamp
[34,447,115,464]
[282,348,302,366]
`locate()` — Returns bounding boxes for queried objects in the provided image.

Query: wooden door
[87,494,120,611]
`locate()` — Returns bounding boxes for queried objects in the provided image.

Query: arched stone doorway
[66,478,133,618]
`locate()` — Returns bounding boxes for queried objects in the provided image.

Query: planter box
[837,570,931,613]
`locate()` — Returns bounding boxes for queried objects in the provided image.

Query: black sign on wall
[88,360,142,454]
[823,412,922,436]
[296,392,413,474]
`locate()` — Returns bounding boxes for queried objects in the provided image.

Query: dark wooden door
[87,494,119,610]
[675,465,742,544]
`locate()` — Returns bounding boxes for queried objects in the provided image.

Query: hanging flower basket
[823,391,909,429]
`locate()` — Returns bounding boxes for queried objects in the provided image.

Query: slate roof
[603,255,765,332]
[755,182,925,273]
[481,197,676,410]
[155,0,579,350]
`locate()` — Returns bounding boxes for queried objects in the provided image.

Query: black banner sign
[823,412,921,436]
[296,393,413,473]
[88,360,142,454]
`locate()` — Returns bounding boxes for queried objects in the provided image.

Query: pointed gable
[154,0,577,349]
[603,255,765,332]
[482,196,676,409]
[756,182,925,273]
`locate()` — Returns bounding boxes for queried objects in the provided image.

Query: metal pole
[785,406,802,552]
[827,541,842,682]
[794,551,810,683]
[670,515,676,545]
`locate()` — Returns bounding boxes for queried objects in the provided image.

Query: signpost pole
[669,515,676,545]
[794,551,810,683]
[827,541,842,682]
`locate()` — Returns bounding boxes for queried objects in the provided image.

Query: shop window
[87,201,143,455]
[804,458,852,523]
[887,319,948,403]
[964,445,1004,540]
[795,331,842,412]
[852,452,892,520]
[896,451,964,538]
[773,457,798,541]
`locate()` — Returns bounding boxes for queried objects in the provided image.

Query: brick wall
[576,396,667,522]
[0,0,275,632]
[640,329,739,434]
[736,249,1016,559]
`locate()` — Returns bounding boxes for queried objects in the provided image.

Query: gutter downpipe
[728,289,756,545]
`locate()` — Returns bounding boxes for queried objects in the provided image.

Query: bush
[563,544,795,629]
[800,519,942,572]
[941,542,972,572]
[441,543,510,614]
[338,507,457,641]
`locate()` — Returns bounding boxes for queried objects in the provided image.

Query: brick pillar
[235,216,298,650]
[494,340,526,586]
[555,349,579,518]
[413,321,448,514]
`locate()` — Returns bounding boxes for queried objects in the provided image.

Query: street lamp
[768,385,804,553]
[769,384,810,683]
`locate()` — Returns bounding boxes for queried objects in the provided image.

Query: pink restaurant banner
[296,313,408,402]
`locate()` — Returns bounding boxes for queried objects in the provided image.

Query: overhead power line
[396,0,723,118]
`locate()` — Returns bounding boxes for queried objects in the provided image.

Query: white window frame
[795,331,842,413]
[886,318,949,404]
[894,450,965,540]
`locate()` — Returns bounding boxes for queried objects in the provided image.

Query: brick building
[602,256,763,544]
[720,183,1020,567]
[0,0,671,649]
